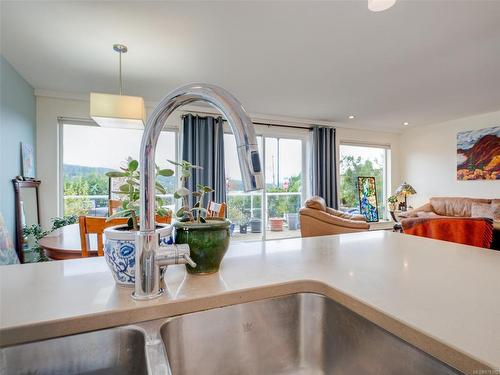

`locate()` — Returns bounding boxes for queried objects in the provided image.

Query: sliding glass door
[264,137,303,239]
[225,130,307,241]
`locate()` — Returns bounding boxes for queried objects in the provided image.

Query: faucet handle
[183,253,197,268]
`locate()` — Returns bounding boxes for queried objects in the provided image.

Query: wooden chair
[109,199,172,223]
[79,216,128,257]
[108,199,122,216]
[206,201,227,218]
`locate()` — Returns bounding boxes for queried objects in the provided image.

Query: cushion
[305,196,327,211]
[325,207,366,221]
[493,203,500,221]
[471,202,500,221]
[430,197,491,217]
[471,202,495,219]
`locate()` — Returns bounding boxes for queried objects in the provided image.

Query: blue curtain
[182,114,226,209]
[311,126,338,208]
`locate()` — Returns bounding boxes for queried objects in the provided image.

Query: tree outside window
[339,144,388,219]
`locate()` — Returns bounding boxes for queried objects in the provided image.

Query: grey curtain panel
[182,114,226,209]
[311,126,338,209]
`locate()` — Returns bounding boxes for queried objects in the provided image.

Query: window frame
[58,118,179,217]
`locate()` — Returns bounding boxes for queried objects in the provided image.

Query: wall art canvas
[457,126,500,180]
[357,176,379,222]
[21,143,35,178]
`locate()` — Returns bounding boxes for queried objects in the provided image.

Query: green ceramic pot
[174,219,231,274]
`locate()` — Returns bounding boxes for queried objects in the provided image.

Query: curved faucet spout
[140,83,263,234]
[134,83,264,300]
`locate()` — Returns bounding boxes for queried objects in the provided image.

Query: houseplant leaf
[128,159,139,172]
[158,168,174,177]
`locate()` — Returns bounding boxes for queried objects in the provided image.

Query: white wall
[37,96,89,228]
[36,94,403,227]
[400,110,500,208]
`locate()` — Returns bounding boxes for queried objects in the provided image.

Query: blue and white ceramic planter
[104,224,173,287]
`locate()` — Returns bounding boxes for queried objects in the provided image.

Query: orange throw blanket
[401,217,493,249]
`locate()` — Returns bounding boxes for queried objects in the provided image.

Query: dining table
[38,223,97,260]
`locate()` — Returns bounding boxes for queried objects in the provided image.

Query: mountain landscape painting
[457,126,500,180]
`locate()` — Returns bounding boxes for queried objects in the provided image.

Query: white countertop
[1,231,499,374]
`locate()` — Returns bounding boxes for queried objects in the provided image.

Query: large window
[61,120,308,239]
[62,123,177,216]
[225,131,306,241]
[339,143,390,220]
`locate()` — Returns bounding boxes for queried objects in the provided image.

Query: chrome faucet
[133,84,264,300]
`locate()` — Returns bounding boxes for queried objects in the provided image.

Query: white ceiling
[1,1,500,131]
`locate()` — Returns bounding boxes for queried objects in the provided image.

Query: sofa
[299,196,370,237]
[400,197,499,225]
[400,197,500,249]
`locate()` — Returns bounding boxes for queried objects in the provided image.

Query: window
[339,143,390,220]
[225,130,306,241]
[61,123,177,216]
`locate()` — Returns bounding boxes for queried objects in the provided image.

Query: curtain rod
[181,113,326,131]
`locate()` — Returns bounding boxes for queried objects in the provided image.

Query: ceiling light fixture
[403,122,409,126]
[348,115,356,119]
[90,44,145,129]
[368,0,397,12]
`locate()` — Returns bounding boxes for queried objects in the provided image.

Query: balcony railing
[63,191,303,237]
[63,194,175,217]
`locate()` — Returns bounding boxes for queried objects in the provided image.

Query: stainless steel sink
[0,326,148,375]
[1,293,465,375]
[160,293,463,375]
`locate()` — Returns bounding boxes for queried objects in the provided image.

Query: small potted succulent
[170,160,231,275]
[388,195,399,212]
[103,158,174,287]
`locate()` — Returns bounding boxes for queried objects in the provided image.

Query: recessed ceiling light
[368,0,397,12]
[348,115,356,119]
[403,122,409,126]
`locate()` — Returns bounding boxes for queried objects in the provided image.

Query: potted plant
[388,195,399,212]
[103,158,174,287]
[286,212,299,230]
[170,160,231,275]
[239,221,248,234]
[269,217,285,231]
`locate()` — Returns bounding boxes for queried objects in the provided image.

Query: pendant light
[368,0,397,12]
[90,44,145,129]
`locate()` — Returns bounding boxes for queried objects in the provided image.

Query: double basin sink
[1,293,463,375]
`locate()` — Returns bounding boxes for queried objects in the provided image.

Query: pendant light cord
[119,49,123,95]
[113,44,128,96]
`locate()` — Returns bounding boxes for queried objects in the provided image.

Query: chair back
[206,201,226,218]
[108,199,122,216]
[79,216,128,257]
[109,199,171,223]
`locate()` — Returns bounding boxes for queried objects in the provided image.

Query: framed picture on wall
[21,142,35,179]
[357,176,379,223]
[456,126,500,180]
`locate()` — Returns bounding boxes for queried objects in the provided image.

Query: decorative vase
[104,224,172,287]
[174,219,231,275]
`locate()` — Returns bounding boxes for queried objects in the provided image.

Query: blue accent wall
[0,55,36,237]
